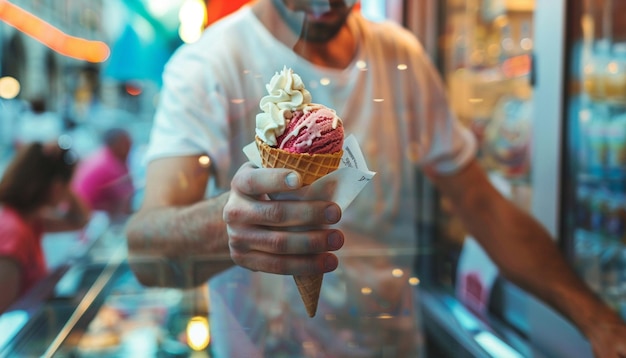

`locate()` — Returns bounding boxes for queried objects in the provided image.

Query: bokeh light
[0,77,20,99]
[186,316,210,351]
[179,0,207,43]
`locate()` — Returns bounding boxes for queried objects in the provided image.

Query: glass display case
[411,0,539,356]
[0,226,216,358]
[419,0,626,356]
[0,228,426,357]
[1,3,430,355]
[423,0,537,317]
[442,0,534,190]
[438,0,535,242]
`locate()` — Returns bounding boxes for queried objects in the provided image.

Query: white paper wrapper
[243,134,376,210]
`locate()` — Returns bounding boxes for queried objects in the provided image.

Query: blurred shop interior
[0,0,625,357]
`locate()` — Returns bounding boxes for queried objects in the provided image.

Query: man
[125,0,626,356]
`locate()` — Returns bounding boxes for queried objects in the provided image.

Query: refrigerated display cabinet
[529,0,626,355]
[414,0,626,357]
[562,0,626,319]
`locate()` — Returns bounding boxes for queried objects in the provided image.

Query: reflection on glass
[435,0,536,294]
[198,155,211,168]
[443,0,534,193]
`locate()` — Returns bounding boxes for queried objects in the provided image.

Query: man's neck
[251,0,357,69]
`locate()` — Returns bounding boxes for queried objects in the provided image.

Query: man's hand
[586,311,626,358]
[223,162,344,275]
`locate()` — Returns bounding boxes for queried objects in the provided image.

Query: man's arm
[426,159,626,356]
[125,156,233,288]
[127,156,344,289]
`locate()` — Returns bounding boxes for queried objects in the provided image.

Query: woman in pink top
[71,128,134,220]
[0,142,91,313]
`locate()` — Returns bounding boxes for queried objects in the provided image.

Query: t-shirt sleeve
[143,45,229,167]
[407,36,477,174]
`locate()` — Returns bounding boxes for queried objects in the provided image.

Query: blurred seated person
[0,142,91,313]
[71,128,134,221]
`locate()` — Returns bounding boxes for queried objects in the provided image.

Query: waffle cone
[255,136,342,317]
[255,136,343,185]
[293,274,323,317]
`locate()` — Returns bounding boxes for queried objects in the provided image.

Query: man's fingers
[229,250,339,275]
[224,196,341,227]
[225,161,344,276]
[231,162,302,196]
[228,226,344,254]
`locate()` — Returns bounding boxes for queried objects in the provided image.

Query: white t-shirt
[146,6,475,244]
[145,6,476,356]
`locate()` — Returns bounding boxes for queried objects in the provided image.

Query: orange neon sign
[0,0,110,63]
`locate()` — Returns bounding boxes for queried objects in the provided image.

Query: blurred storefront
[0,0,104,109]
[0,0,195,153]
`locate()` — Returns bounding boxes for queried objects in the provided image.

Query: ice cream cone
[255,136,343,185]
[254,68,345,318]
[293,274,323,317]
[255,136,342,317]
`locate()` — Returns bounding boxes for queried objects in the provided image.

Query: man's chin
[299,21,343,43]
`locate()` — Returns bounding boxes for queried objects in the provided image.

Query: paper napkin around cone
[244,134,376,317]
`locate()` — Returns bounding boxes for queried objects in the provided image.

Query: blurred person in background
[0,97,27,157]
[125,0,626,356]
[71,128,134,222]
[0,142,91,313]
[13,97,64,148]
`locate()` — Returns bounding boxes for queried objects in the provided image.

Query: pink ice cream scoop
[276,105,344,154]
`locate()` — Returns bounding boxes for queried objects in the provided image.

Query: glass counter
[0,222,214,358]
[0,226,433,358]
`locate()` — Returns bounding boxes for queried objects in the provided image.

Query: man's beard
[299,18,345,43]
[272,0,349,43]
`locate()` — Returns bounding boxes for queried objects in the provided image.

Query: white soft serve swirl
[255,67,312,146]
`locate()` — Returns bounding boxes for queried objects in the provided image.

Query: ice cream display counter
[0,225,433,357]
[0,227,212,358]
